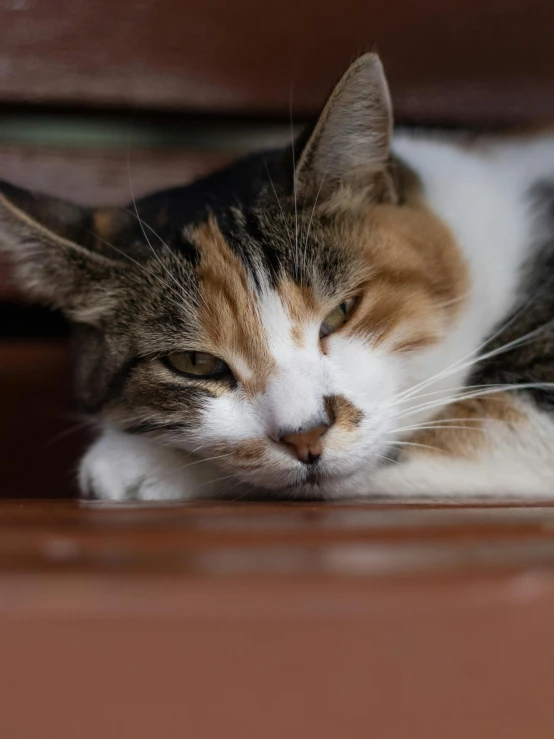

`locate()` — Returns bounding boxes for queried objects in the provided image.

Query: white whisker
[122,208,204,310]
[303,165,328,281]
[394,424,488,435]
[396,382,514,409]
[200,473,242,490]
[263,157,293,249]
[375,453,400,465]
[397,315,554,406]
[391,415,516,436]
[89,229,193,317]
[391,440,448,454]
[126,141,201,317]
[289,88,299,280]
[391,382,554,423]
[227,481,255,501]
[43,419,96,447]
[158,452,234,480]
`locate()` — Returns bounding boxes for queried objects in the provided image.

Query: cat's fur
[1,54,554,501]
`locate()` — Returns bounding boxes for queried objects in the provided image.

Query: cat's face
[0,54,467,497]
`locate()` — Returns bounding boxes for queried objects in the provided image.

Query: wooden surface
[1,500,554,738]
[3,499,554,575]
[0,0,552,122]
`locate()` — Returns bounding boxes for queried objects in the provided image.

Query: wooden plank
[1,577,554,739]
[1,499,554,574]
[0,0,552,122]
[1,501,554,737]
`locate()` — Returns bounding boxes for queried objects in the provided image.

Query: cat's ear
[0,181,126,322]
[295,53,394,207]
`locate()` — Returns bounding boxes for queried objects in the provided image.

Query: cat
[1,53,554,501]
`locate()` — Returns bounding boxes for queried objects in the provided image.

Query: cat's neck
[392,128,554,406]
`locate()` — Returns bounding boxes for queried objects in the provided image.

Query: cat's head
[0,54,467,497]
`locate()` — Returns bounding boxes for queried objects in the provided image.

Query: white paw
[79,428,232,502]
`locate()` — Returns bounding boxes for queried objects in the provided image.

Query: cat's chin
[275,470,360,500]
[277,458,389,500]
[231,473,351,501]
[228,456,387,500]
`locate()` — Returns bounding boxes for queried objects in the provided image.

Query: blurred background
[0,0,553,498]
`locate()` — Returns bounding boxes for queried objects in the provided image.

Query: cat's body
[2,55,554,501]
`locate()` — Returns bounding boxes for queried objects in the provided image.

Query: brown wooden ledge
[1,499,554,738]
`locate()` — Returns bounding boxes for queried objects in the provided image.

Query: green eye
[319,298,357,339]
[164,351,229,378]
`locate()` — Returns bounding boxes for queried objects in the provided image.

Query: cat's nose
[278,424,330,464]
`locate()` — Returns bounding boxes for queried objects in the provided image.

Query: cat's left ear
[295,53,395,207]
[0,181,128,322]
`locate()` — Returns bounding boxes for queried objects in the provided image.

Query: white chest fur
[392,131,554,422]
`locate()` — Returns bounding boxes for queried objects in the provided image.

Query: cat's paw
[79,429,224,502]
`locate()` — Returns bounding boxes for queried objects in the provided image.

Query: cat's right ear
[0,181,127,323]
[295,53,395,208]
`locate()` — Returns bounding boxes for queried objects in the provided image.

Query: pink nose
[279,424,329,464]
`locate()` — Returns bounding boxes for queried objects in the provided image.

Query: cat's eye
[319,298,357,338]
[164,351,229,378]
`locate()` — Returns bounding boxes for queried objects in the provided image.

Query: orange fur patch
[406,394,525,459]
[325,394,363,431]
[232,439,269,467]
[188,218,275,394]
[277,280,321,347]
[211,439,268,470]
[343,196,469,351]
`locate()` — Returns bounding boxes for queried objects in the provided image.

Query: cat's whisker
[401,379,554,415]
[43,419,97,448]
[303,166,328,280]
[391,440,448,455]
[375,453,400,465]
[102,415,205,452]
[140,213,212,317]
[436,289,474,309]
[262,157,293,249]
[122,208,204,311]
[212,477,251,501]
[289,87,299,282]
[199,473,240,489]
[90,228,195,318]
[126,149,203,315]
[156,451,234,481]
[391,415,517,435]
[390,389,513,422]
[396,318,554,405]
[393,423,499,435]
[390,382,554,423]
[396,303,552,405]
[227,480,258,501]
[394,381,514,410]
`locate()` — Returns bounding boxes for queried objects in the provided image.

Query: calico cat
[1,54,554,501]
